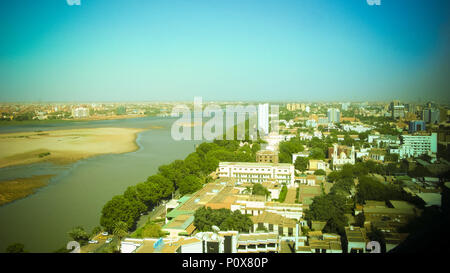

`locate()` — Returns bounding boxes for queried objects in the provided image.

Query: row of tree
[99,138,262,233]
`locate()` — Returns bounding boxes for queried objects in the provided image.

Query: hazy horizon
[1,0,449,103]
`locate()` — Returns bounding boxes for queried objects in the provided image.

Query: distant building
[341,102,350,111]
[408,120,426,133]
[422,108,440,124]
[327,108,340,124]
[342,124,373,133]
[329,144,355,170]
[286,103,301,111]
[256,150,279,164]
[308,160,328,171]
[258,104,269,136]
[392,105,405,119]
[72,107,89,119]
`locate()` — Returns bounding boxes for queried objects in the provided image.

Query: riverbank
[0,127,145,169]
[0,115,149,126]
[0,175,54,206]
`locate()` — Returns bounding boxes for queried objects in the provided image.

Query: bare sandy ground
[0,127,145,169]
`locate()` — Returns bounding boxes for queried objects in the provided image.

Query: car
[105,238,113,244]
[102,232,108,236]
[88,240,99,244]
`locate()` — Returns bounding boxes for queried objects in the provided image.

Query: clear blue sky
[0,0,449,102]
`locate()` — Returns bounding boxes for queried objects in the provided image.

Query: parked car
[88,240,99,244]
[102,232,108,236]
[105,238,113,244]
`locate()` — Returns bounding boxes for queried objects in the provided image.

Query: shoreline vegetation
[0,127,146,169]
[0,174,55,206]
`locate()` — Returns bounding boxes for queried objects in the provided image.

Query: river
[0,116,201,252]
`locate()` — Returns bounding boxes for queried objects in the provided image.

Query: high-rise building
[258,103,269,135]
[392,105,405,119]
[408,120,426,133]
[327,108,340,124]
[422,108,440,124]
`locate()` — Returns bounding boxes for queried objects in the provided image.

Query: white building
[258,104,269,136]
[342,124,373,133]
[399,133,437,158]
[327,108,340,124]
[331,144,355,170]
[72,107,89,119]
[292,152,309,164]
[218,162,295,187]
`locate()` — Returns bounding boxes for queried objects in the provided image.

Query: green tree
[278,185,288,202]
[100,195,141,232]
[178,175,203,195]
[355,213,365,227]
[6,243,27,253]
[294,157,309,172]
[309,147,325,160]
[194,207,253,233]
[327,171,341,182]
[305,194,349,235]
[91,226,102,238]
[113,221,129,242]
[141,223,165,238]
[68,226,90,246]
[314,169,326,176]
[252,183,270,197]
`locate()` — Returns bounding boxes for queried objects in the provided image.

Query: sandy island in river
[0,175,55,206]
[0,127,146,169]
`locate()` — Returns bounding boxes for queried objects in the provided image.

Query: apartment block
[218,162,295,187]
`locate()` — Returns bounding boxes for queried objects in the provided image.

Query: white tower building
[258,103,269,136]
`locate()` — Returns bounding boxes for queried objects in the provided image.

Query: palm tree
[243,186,252,195]
[112,221,128,252]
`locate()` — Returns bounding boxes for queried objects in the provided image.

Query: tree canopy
[194,207,253,233]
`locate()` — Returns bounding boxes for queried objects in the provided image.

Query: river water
[0,116,201,252]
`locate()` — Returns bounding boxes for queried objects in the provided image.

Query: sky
[0,0,449,103]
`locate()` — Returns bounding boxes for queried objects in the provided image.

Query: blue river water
[0,116,201,252]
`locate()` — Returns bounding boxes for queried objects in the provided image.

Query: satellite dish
[212,225,220,233]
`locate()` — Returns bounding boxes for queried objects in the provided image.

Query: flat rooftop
[219,162,293,167]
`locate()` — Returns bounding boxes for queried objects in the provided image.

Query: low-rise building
[308,159,328,171]
[345,226,369,253]
[256,150,279,164]
[218,162,295,187]
[250,212,297,236]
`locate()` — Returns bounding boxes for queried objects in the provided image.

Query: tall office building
[422,108,440,124]
[327,108,340,123]
[392,105,405,119]
[258,103,269,136]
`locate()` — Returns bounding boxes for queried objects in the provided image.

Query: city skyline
[1,0,449,102]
